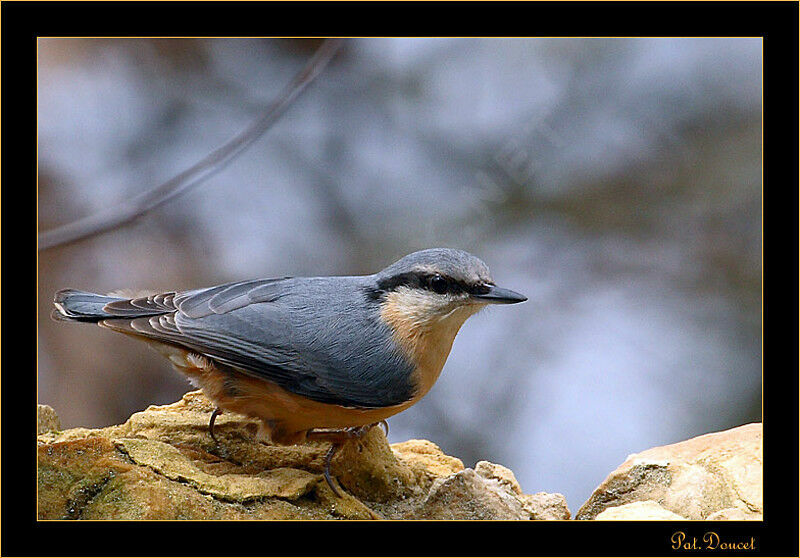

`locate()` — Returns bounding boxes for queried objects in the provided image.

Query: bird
[52,248,527,496]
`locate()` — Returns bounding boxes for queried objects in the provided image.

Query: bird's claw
[323,443,343,497]
[208,407,222,443]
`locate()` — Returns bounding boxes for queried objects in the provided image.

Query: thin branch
[38,39,343,251]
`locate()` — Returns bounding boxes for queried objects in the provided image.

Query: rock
[472,460,570,519]
[475,460,523,494]
[331,427,418,503]
[116,438,318,501]
[412,468,531,520]
[391,439,464,479]
[37,390,563,520]
[37,404,61,434]
[576,423,762,520]
[595,501,687,520]
[409,462,570,520]
[519,492,572,520]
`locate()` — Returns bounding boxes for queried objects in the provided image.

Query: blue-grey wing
[106,278,415,408]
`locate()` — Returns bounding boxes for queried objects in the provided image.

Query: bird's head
[368,248,527,333]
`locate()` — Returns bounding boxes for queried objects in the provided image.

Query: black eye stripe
[375,272,422,293]
[372,272,488,298]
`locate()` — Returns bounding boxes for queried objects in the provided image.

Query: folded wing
[101,278,414,408]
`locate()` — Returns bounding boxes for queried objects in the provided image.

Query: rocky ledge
[37,391,761,520]
[37,391,569,520]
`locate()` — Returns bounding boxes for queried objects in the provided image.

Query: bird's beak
[470,285,527,304]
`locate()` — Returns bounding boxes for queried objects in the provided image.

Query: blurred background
[37,38,762,512]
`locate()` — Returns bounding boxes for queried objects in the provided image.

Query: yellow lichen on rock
[391,439,465,479]
[116,438,319,501]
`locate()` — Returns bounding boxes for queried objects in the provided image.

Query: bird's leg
[208,407,223,443]
[305,422,384,497]
[322,442,344,497]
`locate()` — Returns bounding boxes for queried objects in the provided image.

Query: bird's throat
[380,290,480,399]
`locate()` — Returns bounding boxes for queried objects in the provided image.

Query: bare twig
[38,39,343,251]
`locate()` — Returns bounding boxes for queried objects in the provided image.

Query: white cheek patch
[388,287,448,323]
[384,286,476,328]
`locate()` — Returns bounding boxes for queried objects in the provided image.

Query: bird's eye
[430,274,448,294]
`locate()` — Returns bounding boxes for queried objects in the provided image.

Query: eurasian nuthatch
[53,248,527,495]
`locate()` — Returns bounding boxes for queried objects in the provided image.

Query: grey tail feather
[52,289,127,322]
[52,288,178,323]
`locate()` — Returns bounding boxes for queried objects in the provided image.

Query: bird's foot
[306,422,386,497]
